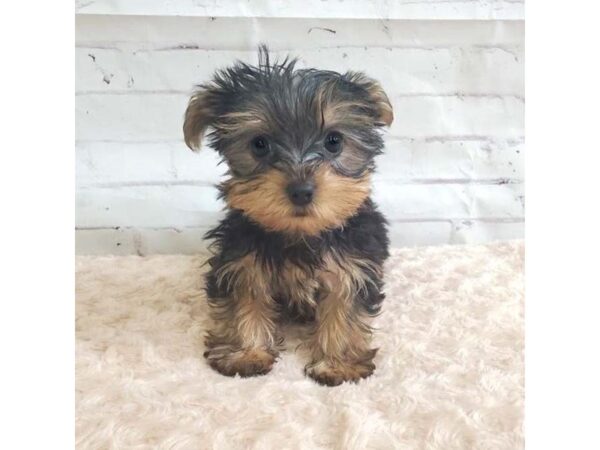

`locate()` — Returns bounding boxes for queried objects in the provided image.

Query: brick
[76,141,225,186]
[76,47,523,96]
[76,93,523,142]
[76,15,524,46]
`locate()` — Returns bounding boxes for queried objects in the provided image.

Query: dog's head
[184,46,393,235]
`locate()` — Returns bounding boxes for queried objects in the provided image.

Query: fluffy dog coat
[183,47,393,386]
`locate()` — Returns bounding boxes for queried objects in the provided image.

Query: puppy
[183,46,392,386]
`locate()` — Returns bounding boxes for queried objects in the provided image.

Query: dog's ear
[346,72,394,127]
[183,88,215,151]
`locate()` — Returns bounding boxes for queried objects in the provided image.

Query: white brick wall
[75,1,524,255]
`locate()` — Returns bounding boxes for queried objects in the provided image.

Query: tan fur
[345,72,394,126]
[205,254,280,377]
[363,82,394,126]
[214,110,266,136]
[224,166,371,235]
[205,347,277,378]
[314,78,375,127]
[183,91,213,151]
[183,93,268,151]
[304,356,376,387]
[276,261,319,319]
[321,100,376,128]
[206,248,381,383]
[304,252,380,386]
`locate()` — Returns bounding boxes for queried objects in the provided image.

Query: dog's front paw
[204,346,277,377]
[305,356,376,386]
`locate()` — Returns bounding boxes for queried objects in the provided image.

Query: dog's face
[184,48,393,235]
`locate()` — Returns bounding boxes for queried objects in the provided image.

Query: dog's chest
[271,250,323,321]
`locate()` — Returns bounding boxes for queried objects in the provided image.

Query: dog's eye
[324,132,343,154]
[251,136,270,158]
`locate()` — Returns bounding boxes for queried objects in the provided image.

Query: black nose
[286,181,315,206]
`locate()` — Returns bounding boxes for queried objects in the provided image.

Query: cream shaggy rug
[76,241,524,450]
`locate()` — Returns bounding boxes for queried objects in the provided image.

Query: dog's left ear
[183,88,215,151]
[346,72,394,127]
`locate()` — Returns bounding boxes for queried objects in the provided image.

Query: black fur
[185,46,393,383]
[205,198,389,317]
[192,45,387,179]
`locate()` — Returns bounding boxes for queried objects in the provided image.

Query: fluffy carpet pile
[76,241,524,449]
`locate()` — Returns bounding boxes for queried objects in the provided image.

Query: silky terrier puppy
[183,46,392,386]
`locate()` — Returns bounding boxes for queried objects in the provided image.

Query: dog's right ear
[183,88,215,151]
